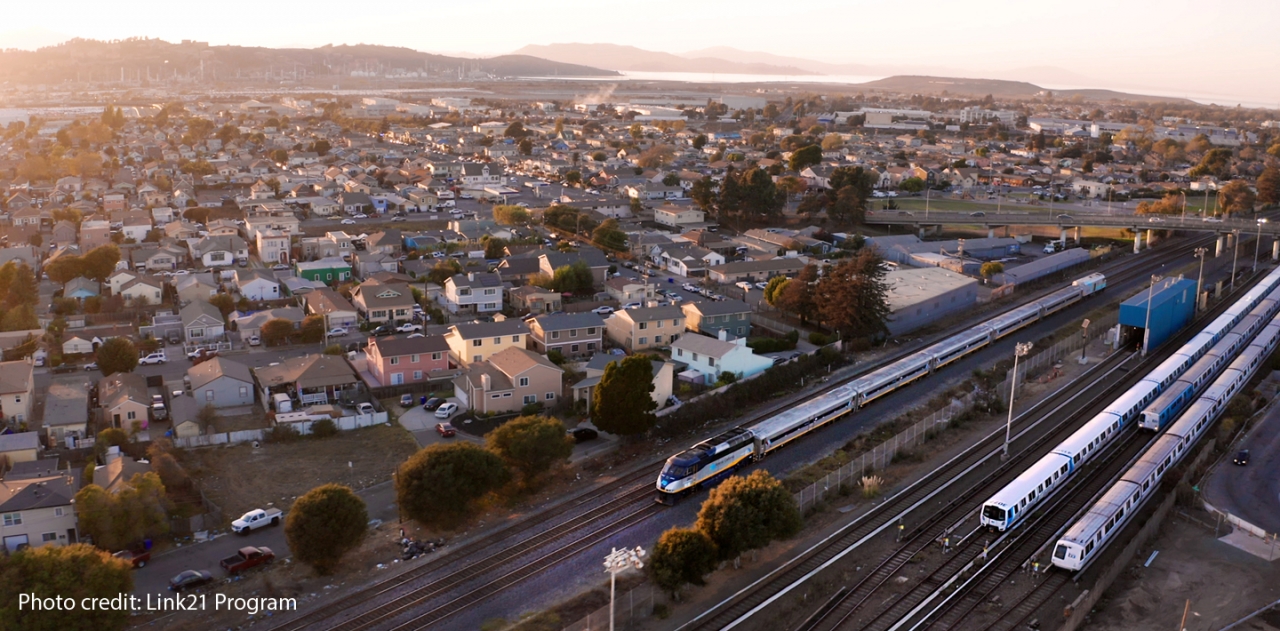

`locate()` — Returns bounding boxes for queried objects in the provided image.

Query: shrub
[266,423,302,443]
[809,332,833,345]
[861,475,883,498]
[311,418,338,438]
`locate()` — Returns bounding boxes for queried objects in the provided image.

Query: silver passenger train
[978,266,1280,531]
[656,273,1108,503]
[1052,312,1280,570]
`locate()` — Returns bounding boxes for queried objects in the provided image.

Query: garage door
[3,534,29,553]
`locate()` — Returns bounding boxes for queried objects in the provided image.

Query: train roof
[1053,410,1123,458]
[985,303,1041,330]
[1059,477,1140,545]
[1165,397,1215,440]
[984,452,1071,508]
[748,383,854,442]
[1103,379,1161,418]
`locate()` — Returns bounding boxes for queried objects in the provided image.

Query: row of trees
[690,166,785,227]
[0,261,41,332]
[41,244,121,284]
[395,415,574,527]
[764,250,892,338]
[649,470,801,597]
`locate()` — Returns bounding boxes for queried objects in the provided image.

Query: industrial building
[995,248,1090,286]
[885,267,979,335]
[1119,277,1196,350]
[866,235,1021,266]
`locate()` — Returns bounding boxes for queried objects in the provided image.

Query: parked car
[396,323,423,333]
[328,327,349,337]
[371,325,393,336]
[247,335,261,347]
[219,546,275,574]
[434,402,458,418]
[51,364,78,374]
[568,427,599,443]
[1056,214,1074,220]
[139,351,167,365]
[970,211,986,217]
[189,348,218,365]
[755,281,769,290]
[356,402,375,415]
[591,306,615,315]
[341,219,356,225]
[84,362,98,372]
[113,548,151,569]
[1234,449,1250,465]
[390,216,407,222]
[231,508,282,535]
[167,330,182,345]
[168,570,214,592]
[622,302,642,310]
[272,263,291,271]
[422,397,445,411]
[435,422,457,437]
[400,394,414,408]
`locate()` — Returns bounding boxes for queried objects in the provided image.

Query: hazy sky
[3,0,1278,105]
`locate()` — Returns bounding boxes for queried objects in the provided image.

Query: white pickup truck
[231,508,282,535]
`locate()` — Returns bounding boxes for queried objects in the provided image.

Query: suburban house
[176,275,218,303]
[351,279,415,324]
[99,373,151,430]
[671,330,773,383]
[507,285,561,315]
[571,354,675,413]
[366,334,451,386]
[655,205,705,227]
[527,313,605,359]
[495,256,544,285]
[235,268,282,302]
[64,277,100,300]
[652,245,724,277]
[452,347,562,414]
[539,248,611,286]
[353,251,400,279]
[232,307,305,339]
[604,278,656,304]
[604,306,685,351]
[170,395,205,438]
[253,354,360,409]
[191,235,249,267]
[444,319,530,367]
[0,359,35,424]
[441,272,503,314]
[681,299,752,338]
[187,357,256,408]
[365,230,404,257]
[107,269,139,296]
[44,384,88,445]
[0,468,79,552]
[180,300,225,343]
[131,245,185,272]
[459,162,505,190]
[256,229,291,265]
[0,432,40,467]
[707,258,806,283]
[295,257,352,285]
[304,287,359,330]
[62,336,94,356]
[117,276,165,305]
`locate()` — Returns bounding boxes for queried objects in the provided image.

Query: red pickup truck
[219,546,275,574]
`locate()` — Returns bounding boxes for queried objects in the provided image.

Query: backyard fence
[171,412,388,448]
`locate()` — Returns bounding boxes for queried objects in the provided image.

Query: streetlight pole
[1194,247,1207,313]
[924,183,931,220]
[604,546,645,631]
[1143,275,1161,357]
[1254,219,1267,273]
[1181,191,1187,223]
[1231,229,1240,290]
[1004,342,1033,460]
[1080,319,1090,362]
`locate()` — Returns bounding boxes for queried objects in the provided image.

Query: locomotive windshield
[660,451,704,481]
[981,505,1006,522]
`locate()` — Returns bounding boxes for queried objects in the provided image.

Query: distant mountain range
[0,38,618,84]
[514,43,818,76]
[857,76,1194,103]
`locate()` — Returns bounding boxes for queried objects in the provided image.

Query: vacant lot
[178,423,420,522]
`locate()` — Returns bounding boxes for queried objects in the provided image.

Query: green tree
[81,244,121,282]
[73,473,169,552]
[821,134,844,151]
[1220,179,1256,215]
[1,304,36,331]
[690,176,717,212]
[426,258,463,286]
[774,264,818,322]
[592,355,657,436]
[43,255,85,285]
[564,170,582,187]
[629,123,643,140]
[300,315,326,343]
[1258,166,1280,207]
[695,470,801,562]
[286,484,368,574]
[518,138,533,155]
[95,337,138,376]
[591,219,627,251]
[485,415,573,482]
[395,443,511,527]
[208,293,235,319]
[788,144,823,172]
[763,276,789,305]
[899,177,926,193]
[504,121,527,138]
[493,205,530,225]
[692,134,708,150]
[1189,147,1233,179]
[484,237,507,259]
[649,527,718,599]
[0,543,133,631]
[980,261,1005,279]
[97,427,129,449]
[814,248,892,339]
[269,148,289,164]
[261,318,296,347]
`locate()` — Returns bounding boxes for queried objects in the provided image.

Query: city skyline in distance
[0,0,1277,107]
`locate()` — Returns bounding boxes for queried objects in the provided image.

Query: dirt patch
[211,411,271,434]
[1083,514,1280,631]
[177,423,419,523]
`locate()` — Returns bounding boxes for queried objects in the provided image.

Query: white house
[235,269,282,302]
[255,229,291,265]
[117,276,165,305]
[62,336,94,355]
[670,330,773,383]
[460,163,505,190]
[441,272,504,314]
[191,235,249,267]
[181,300,225,343]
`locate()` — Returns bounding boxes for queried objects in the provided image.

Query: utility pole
[1254,218,1267,273]
[1143,275,1162,357]
[1003,342,1033,459]
[1231,229,1241,290]
[1194,247,1207,312]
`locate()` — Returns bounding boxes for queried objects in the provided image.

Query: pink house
[366,334,451,386]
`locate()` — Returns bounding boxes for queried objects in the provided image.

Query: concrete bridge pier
[919,226,926,238]
[1272,239,1278,262]
[1146,229,1154,248]
[1060,228,1068,245]
[1134,230,1143,253]
[988,228,995,239]
[1217,234,1225,257]
[1074,226,1081,243]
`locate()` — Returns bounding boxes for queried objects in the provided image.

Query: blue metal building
[1119,277,1197,349]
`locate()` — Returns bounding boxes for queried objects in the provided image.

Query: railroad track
[272,237,1208,631]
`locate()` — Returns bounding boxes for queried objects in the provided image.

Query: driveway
[1203,401,1280,535]
[397,399,480,447]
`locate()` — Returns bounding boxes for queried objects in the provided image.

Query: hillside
[514,43,816,75]
[0,38,618,84]
[856,75,1193,104]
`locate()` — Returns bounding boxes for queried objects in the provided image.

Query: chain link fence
[561,585,656,631]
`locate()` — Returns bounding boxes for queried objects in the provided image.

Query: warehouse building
[995,248,1090,286]
[1119,277,1196,350]
[885,267,979,335]
[867,235,1021,265]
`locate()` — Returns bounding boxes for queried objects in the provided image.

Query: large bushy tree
[286,484,368,574]
[485,415,573,482]
[395,443,511,527]
[814,249,892,339]
[649,527,718,598]
[0,544,134,631]
[695,470,801,562]
[96,337,138,376]
[592,355,657,437]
